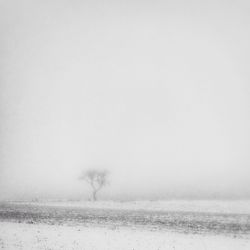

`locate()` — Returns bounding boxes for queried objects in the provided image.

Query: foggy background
[0,0,250,201]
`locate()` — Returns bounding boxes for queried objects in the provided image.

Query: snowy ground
[0,221,250,250]
[1,201,250,235]
[0,200,250,249]
[12,199,250,214]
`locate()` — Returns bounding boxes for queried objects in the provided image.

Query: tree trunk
[92,190,97,201]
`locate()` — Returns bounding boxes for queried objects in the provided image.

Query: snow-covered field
[0,221,250,250]
[15,199,250,214]
[0,200,250,249]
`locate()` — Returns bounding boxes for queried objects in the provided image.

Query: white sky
[0,0,250,200]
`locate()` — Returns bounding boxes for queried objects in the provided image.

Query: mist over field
[0,0,250,201]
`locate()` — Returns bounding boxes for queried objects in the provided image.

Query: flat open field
[1,201,250,235]
[0,200,250,249]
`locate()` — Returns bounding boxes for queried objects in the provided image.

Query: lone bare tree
[79,169,109,201]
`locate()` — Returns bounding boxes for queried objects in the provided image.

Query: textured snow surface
[2,201,250,235]
[0,221,250,250]
[16,200,250,214]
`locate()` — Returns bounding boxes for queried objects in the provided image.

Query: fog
[0,0,250,200]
